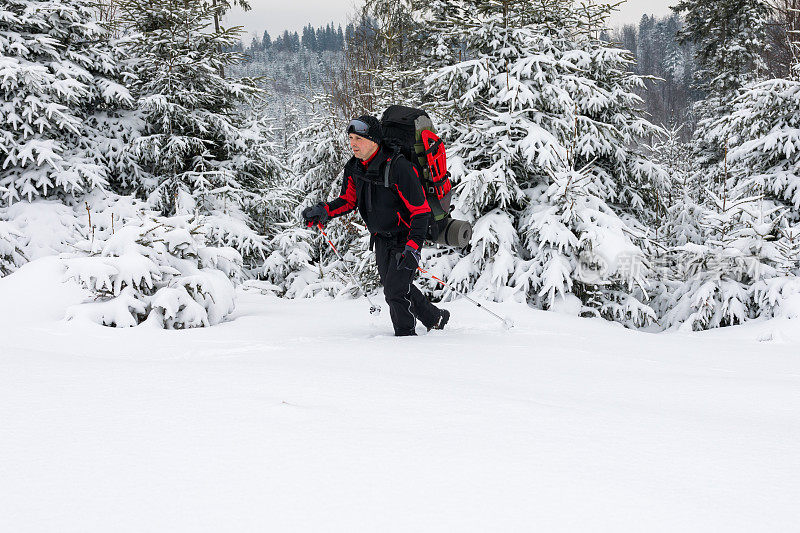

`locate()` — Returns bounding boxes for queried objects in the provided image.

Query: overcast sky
[223,0,675,43]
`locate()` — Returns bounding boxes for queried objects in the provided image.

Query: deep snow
[2,257,799,532]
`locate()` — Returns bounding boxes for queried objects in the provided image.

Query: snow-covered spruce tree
[118,0,278,273]
[644,124,712,326]
[646,124,705,260]
[721,78,800,224]
[647,125,695,207]
[357,0,423,106]
[203,109,294,277]
[64,213,241,328]
[645,0,800,329]
[704,74,800,319]
[418,0,668,325]
[673,0,769,99]
[672,0,770,188]
[0,0,139,204]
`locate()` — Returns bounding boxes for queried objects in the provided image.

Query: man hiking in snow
[302,115,450,336]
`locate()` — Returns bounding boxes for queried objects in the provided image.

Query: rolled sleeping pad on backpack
[434,218,472,247]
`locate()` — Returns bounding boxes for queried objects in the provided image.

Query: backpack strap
[383,148,405,188]
[384,158,391,188]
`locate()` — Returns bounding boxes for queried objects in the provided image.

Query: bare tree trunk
[213,0,225,78]
[765,0,800,77]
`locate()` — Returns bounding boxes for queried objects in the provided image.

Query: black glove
[302,203,330,227]
[395,244,421,271]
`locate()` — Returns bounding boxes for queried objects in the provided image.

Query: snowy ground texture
[2,258,800,532]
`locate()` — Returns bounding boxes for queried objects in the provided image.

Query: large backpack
[380,105,453,240]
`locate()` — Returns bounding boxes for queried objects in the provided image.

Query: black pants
[373,234,441,336]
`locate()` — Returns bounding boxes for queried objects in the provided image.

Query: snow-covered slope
[1,258,799,532]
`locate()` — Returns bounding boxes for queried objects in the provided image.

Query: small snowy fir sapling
[653,122,799,329]
[64,214,242,328]
[200,110,289,276]
[657,185,792,330]
[265,111,334,297]
[279,108,379,299]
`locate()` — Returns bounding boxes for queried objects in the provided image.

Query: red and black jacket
[324,145,431,251]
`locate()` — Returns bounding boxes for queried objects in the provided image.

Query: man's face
[349,133,378,161]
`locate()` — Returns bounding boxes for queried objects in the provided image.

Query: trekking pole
[416,265,514,329]
[316,224,381,315]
